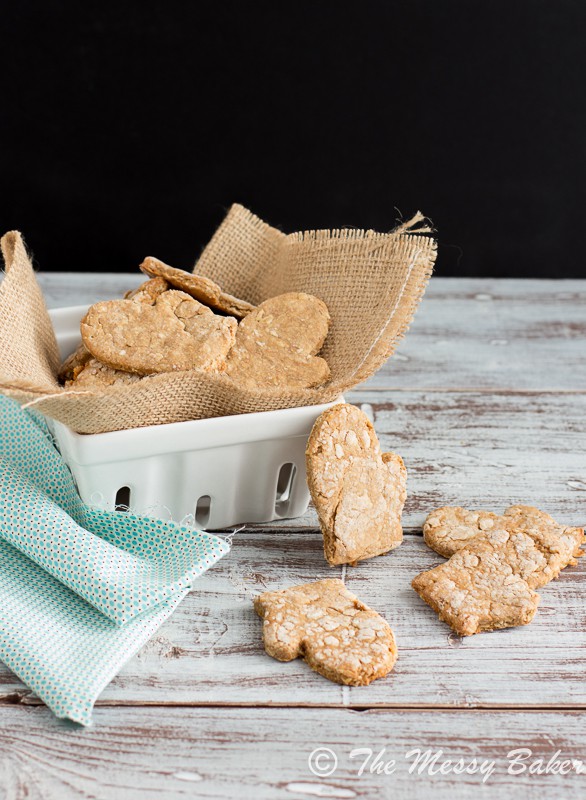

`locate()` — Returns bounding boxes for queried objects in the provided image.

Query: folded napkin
[0,396,230,724]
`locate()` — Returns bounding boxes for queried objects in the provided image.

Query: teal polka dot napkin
[0,396,230,725]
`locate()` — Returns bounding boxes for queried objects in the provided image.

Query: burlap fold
[0,204,436,433]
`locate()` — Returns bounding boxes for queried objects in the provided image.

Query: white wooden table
[1,275,585,800]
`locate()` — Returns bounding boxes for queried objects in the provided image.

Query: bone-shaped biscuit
[254,579,397,685]
[306,403,407,565]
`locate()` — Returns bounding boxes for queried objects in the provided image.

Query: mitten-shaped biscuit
[306,403,407,565]
[423,505,584,587]
[254,579,397,685]
[412,531,541,636]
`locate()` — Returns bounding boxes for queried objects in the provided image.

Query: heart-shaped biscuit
[59,278,170,384]
[224,292,331,390]
[140,257,255,318]
[81,290,237,375]
[254,579,397,685]
[306,403,407,566]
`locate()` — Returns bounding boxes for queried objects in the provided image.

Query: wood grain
[1,706,585,800]
[0,531,583,709]
[0,273,584,799]
[231,389,586,530]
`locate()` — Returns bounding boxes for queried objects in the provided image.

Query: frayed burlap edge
[0,206,436,433]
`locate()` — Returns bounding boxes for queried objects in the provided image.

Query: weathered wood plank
[360,278,586,392]
[1,532,583,709]
[1,706,585,800]
[35,274,586,391]
[248,390,586,530]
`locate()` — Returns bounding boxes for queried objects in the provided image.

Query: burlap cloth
[0,204,437,434]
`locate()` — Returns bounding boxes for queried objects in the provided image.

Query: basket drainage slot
[115,486,131,512]
[195,495,212,528]
[274,463,297,516]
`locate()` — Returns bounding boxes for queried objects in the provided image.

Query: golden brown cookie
[412,532,541,636]
[423,505,584,587]
[65,357,142,389]
[225,292,331,390]
[306,403,407,566]
[80,289,237,375]
[254,578,397,685]
[57,342,92,383]
[123,276,169,302]
[140,257,255,318]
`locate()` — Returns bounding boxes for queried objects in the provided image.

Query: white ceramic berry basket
[47,305,342,529]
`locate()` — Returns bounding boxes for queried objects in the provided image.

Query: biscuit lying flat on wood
[65,357,142,388]
[140,257,255,318]
[306,403,407,566]
[224,292,331,390]
[254,578,397,686]
[423,504,584,587]
[81,290,237,375]
[412,533,541,636]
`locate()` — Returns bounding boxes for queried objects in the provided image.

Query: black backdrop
[1,0,584,277]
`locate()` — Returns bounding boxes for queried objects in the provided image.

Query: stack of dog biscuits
[59,258,331,392]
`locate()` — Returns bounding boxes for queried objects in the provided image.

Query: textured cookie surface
[412,532,541,636]
[306,403,406,565]
[58,342,92,384]
[423,504,584,587]
[124,276,169,303]
[80,290,237,375]
[224,292,331,390]
[140,256,255,318]
[254,578,397,685]
[65,357,142,389]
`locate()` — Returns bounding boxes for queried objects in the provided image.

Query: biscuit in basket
[58,342,92,383]
[306,403,407,566]
[412,532,542,636]
[253,578,397,685]
[80,289,237,375]
[123,276,169,302]
[140,256,255,318]
[423,504,584,587]
[224,292,331,390]
[65,357,143,388]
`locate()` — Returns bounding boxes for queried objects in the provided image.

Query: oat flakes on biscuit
[412,532,541,636]
[306,403,407,566]
[80,289,237,375]
[123,276,169,303]
[140,256,255,318]
[65,357,143,389]
[423,504,584,587]
[253,578,397,685]
[224,292,331,390]
[58,342,92,383]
